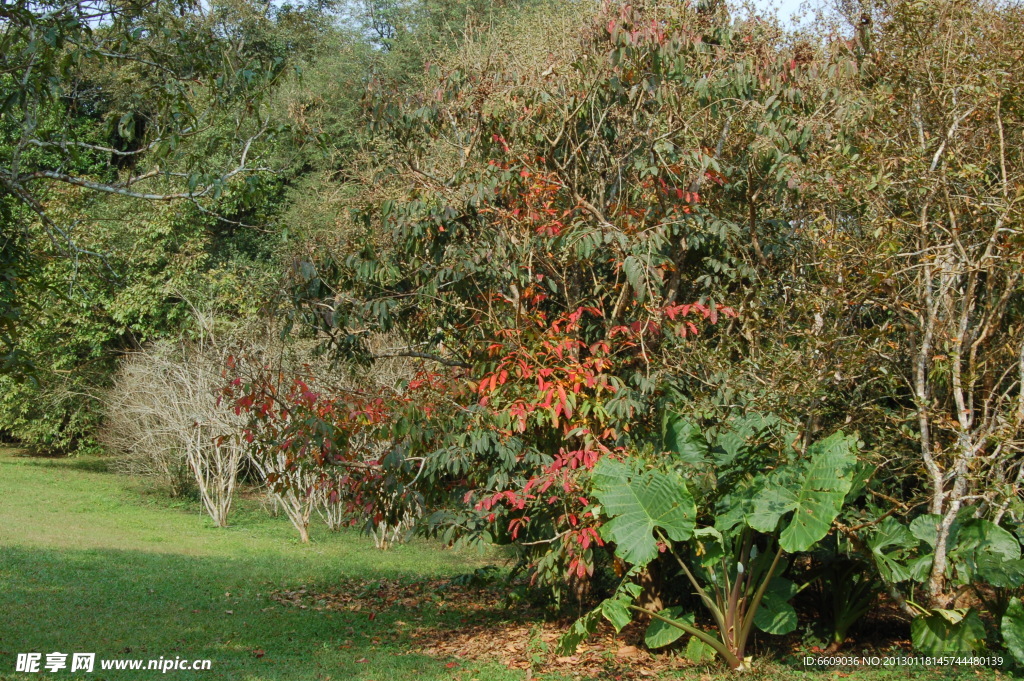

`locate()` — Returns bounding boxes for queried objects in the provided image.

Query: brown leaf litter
[270,578,698,679]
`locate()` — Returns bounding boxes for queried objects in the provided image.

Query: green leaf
[911,609,986,655]
[747,432,858,552]
[1001,598,1024,665]
[868,517,915,583]
[951,519,1022,587]
[952,518,1021,560]
[663,414,708,464]
[602,597,632,632]
[593,458,696,566]
[685,635,717,663]
[622,255,647,302]
[911,507,974,548]
[844,462,875,504]
[753,577,799,635]
[644,607,691,648]
[558,609,601,655]
[976,557,1024,589]
[710,413,774,465]
[910,514,947,548]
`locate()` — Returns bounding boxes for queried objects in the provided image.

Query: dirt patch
[270,578,699,679]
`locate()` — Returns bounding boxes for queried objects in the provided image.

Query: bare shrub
[102,339,245,526]
[367,492,421,550]
[102,353,195,498]
[316,486,347,532]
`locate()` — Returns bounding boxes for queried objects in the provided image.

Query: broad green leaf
[753,577,799,635]
[868,517,915,583]
[685,635,717,663]
[907,555,934,583]
[911,609,986,655]
[644,607,691,648]
[952,519,1022,586]
[911,507,974,548]
[593,458,696,566]
[976,556,1024,589]
[1001,598,1024,665]
[909,513,944,547]
[952,518,1021,559]
[747,431,858,552]
[663,414,708,464]
[602,597,632,632]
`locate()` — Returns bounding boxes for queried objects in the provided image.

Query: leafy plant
[866,512,1024,655]
[806,555,881,652]
[1001,598,1024,665]
[559,426,859,670]
[910,608,986,656]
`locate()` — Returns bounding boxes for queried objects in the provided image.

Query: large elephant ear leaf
[867,517,915,583]
[911,609,986,655]
[950,518,1023,585]
[1001,598,1024,665]
[644,607,692,649]
[592,458,696,566]
[753,577,799,635]
[663,414,709,464]
[747,431,858,552]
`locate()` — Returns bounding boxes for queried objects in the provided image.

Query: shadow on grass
[3,450,113,474]
[0,545,518,681]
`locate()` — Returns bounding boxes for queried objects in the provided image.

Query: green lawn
[0,450,514,681]
[0,449,1016,681]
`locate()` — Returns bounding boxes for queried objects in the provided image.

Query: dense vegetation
[2,0,1023,672]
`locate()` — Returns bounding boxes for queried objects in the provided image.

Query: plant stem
[663,538,728,636]
[627,604,743,669]
[737,543,785,659]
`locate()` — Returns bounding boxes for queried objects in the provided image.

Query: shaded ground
[269,576,1012,681]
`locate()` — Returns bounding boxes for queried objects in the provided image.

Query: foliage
[910,608,986,656]
[1002,598,1024,666]
[806,555,881,651]
[559,419,859,670]
[2,0,1024,670]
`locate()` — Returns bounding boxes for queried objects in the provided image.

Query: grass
[0,448,1016,681]
[0,449,514,681]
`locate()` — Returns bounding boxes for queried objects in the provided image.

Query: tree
[270,0,869,599]
[0,0,291,386]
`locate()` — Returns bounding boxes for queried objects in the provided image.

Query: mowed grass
[0,448,1017,681]
[0,449,514,681]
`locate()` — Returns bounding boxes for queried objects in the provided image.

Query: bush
[101,337,245,526]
